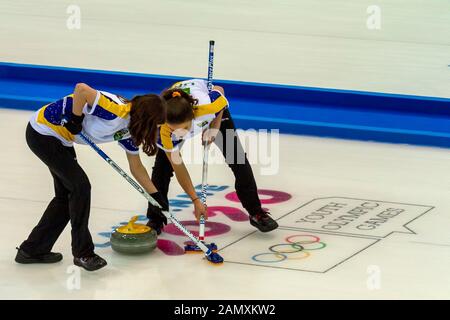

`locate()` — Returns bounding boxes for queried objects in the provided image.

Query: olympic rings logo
[252,234,327,263]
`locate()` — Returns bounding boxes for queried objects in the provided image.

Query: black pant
[20,124,94,258]
[150,109,262,216]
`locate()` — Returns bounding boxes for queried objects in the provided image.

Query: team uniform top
[157,79,229,152]
[29,91,139,154]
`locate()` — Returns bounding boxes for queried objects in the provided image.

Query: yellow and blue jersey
[156,79,229,152]
[29,91,139,154]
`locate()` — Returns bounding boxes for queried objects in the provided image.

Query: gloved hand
[62,113,85,135]
[146,192,169,228]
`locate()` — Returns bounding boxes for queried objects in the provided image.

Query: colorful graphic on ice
[96,189,432,273]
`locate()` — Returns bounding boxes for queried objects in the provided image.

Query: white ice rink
[1,109,449,299]
[0,0,449,300]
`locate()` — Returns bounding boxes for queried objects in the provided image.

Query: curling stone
[110,216,158,254]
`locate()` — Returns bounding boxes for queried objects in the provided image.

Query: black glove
[63,113,84,135]
[146,192,168,226]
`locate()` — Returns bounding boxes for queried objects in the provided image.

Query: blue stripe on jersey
[118,138,139,152]
[91,104,118,120]
[208,90,222,102]
[173,139,183,147]
[43,96,74,125]
[157,135,162,146]
[156,134,184,150]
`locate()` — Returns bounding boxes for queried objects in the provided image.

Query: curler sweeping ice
[185,40,219,254]
[184,142,218,253]
[78,131,224,264]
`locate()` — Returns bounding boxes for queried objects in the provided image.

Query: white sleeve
[84,90,101,115]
